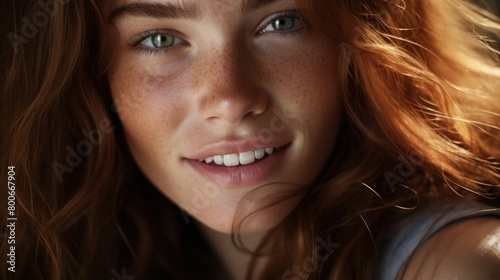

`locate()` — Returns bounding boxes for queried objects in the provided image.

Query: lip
[184,138,292,160]
[184,142,291,187]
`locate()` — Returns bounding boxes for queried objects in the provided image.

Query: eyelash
[258,10,306,37]
[129,10,307,56]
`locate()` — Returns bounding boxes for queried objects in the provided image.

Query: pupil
[152,34,173,48]
[274,17,294,30]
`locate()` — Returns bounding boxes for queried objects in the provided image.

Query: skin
[401,217,500,279]
[106,0,343,234]
[104,1,500,279]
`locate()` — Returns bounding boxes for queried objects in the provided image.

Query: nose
[195,42,268,125]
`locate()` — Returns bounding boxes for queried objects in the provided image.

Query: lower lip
[184,145,289,187]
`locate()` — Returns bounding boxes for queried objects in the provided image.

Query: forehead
[105,0,295,27]
[107,0,289,14]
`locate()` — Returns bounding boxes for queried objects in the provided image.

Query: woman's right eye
[138,32,184,49]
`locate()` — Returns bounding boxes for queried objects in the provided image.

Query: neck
[198,223,268,280]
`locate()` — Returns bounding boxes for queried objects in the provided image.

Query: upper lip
[184,138,291,160]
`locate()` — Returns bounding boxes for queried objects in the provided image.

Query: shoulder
[399,217,500,279]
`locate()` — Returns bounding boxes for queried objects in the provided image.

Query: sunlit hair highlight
[239,0,500,279]
[1,0,499,279]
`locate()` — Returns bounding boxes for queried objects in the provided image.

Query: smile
[199,148,275,167]
[185,143,291,187]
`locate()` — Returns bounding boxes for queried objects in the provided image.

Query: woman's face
[107,0,343,233]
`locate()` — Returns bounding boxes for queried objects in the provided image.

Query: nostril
[197,88,268,124]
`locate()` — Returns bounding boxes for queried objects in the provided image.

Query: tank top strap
[377,201,500,280]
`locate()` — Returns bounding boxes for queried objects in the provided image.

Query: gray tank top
[377,201,500,280]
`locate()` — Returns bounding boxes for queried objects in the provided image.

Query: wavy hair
[246,0,500,279]
[1,0,499,279]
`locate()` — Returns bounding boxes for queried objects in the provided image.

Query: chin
[192,195,302,234]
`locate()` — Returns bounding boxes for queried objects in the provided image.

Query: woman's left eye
[261,13,305,33]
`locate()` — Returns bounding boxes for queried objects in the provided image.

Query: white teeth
[202,147,275,166]
[254,149,265,160]
[213,155,223,165]
[205,156,213,164]
[223,154,239,167]
[239,150,255,165]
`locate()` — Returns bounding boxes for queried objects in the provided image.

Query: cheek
[265,43,342,183]
[106,62,201,192]
[108,63,189,145]
[264,43,341,131]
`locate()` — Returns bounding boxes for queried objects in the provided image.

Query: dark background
[477,0,499,15]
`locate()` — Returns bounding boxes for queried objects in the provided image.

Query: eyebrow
[241,0,283,14]
[108,2,201,23]
[109,0,284,23]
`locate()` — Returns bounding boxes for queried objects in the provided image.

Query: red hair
[1,0,499,279]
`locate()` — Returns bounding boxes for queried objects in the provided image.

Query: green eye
[136,31,184,52]
[260,12,305,34]
[151,34,175,48]
[271,17,295,31]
